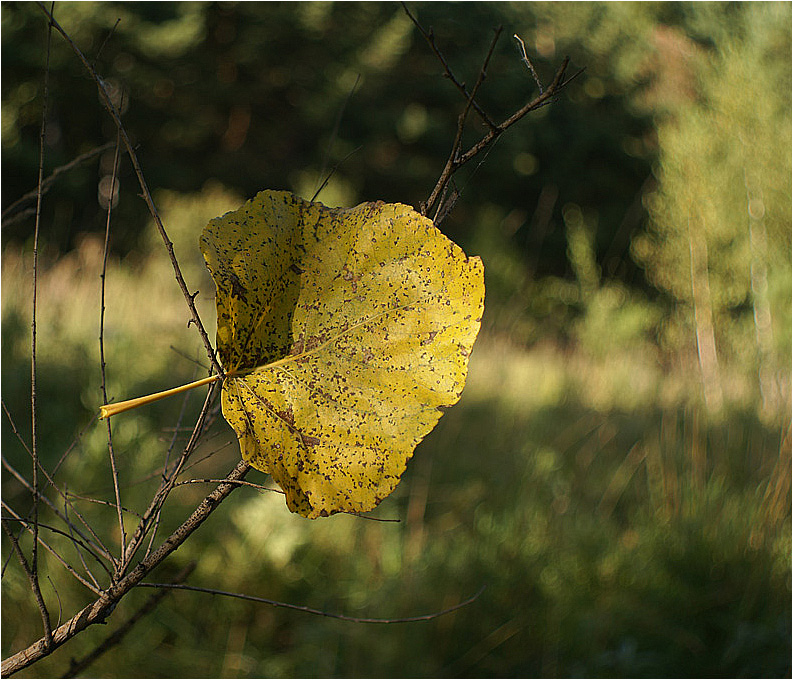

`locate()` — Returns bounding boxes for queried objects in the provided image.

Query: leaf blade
[202,190,484,518]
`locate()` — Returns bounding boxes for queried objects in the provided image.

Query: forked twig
[403,4,584,222]
[402,3,497,132]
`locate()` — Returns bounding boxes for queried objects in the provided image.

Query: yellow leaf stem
[99,374,222,419]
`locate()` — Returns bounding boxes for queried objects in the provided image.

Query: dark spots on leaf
[276,406,295,426]
[342,265,361,293]
[228,272,248,303]
[305,334,326,352]
[420,330,438,346]
[300,433,321,448]
[291,336,305,355]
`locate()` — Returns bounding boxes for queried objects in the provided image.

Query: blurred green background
[2,1,791,677]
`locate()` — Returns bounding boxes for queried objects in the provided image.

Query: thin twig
[513,33,543,93]
[63,492,142,518]
[172,478,282,494]
[424,25,503,217]
[124,380,220,568]
[2,459,251,677]
[405,6,582,224]
[313,74,361,202]
[2,519,53,649]
[62,562,196,678]
[99,128,127,573]
[1,142,115,226]
[2,503,106,596]
[1,513,112,583]
[402,3,497,132]
[2,453,117,567]
[2,400,32,457]
[92,16,121,67]
[436,56,573,213]
[136,582,487,624]
[62,490,103,592]
[143,372,200,560]
[29,3,56,648]
[35,2,223,379]
[311,145,364,204]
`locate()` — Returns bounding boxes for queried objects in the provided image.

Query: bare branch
[513,33,543,93]
[1,142,115,227]
[402,3,497,132]
[136,582,486,625]
[29,3,56,646]
[2,519,52,650]
[62,562,196,678]
[98,129,127,570]
[404,6,583,225]
[423,26,503,217]
[2,459,250,677]
[34,1,223,380]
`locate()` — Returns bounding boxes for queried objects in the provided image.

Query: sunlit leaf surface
[201,190,484,518]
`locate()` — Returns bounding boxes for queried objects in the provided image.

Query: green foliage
[632,2,791,393]
[1,2,790,678]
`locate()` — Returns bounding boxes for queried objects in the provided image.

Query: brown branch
[1,142,115,227]
[62,562,196,678]
[29,3,56,648]
[429,57,576,220]
[423,25,503,217]
[98,129,127,570]
[513,33,543,93]
[1,459,251,677]
[402,3,497,132]
[135,582,486,625]
[34,1,223,380]
[405,4,584,224]
[2,503,105,596]
[2,519,52,650]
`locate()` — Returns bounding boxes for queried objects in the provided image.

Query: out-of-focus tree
[631,2,791,417]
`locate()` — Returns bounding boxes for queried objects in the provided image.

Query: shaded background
[2,1,791,677]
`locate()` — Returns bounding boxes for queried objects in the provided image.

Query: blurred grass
[2,184,790,677]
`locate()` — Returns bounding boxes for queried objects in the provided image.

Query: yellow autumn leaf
[200,190,484,518]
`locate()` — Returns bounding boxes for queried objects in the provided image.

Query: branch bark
[1,460,251,677]
[34,1,224,380]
